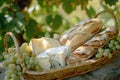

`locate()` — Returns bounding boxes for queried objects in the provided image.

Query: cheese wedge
[36,52,51,70]
[29,37,61,55]
[29,38,44,55]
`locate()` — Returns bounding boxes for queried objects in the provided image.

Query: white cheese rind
[36,46,71,70]
[36,52,51,70]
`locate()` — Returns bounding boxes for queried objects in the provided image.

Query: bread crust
[60,19,103,51]
[66,26,118,65]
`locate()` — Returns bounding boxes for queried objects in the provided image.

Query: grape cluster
[2,43,42,80]
[96,37,120,59]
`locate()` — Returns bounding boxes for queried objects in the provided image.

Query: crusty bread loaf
[66,46,97,65]
[64,19,103,51]
[84,26,118,48]
[60,19,89,45]
[66,26,118,65]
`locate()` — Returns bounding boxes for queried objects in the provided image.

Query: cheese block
[36,52,51,70]
[36,46,71,70]
[29,38,44,55]
[29,37,61,55]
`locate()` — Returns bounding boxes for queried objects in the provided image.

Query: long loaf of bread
[60,19,103,51]
[60,19,89,45]
[66,26,118,65]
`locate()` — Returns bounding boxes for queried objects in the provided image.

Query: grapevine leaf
[105,0,118,6]
[0,0,4,7]
[11,3,20,12]
[46,14,53,25]
[52,14,62,30]
[16,12,24,19]
[62,1,74,14]
[26,19,37,41]
[37,0,44,7]
[80,0,89,9]
[86,6,96,18]
[2,7,9,14]
[5,0,12,3]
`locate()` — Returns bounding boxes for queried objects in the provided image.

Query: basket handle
[4,32,26,73]
[94,10,118,28]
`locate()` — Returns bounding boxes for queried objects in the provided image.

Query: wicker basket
[3,10,119,80]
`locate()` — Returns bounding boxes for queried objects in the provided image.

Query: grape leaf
[0,0,4,7]
[105,0,118,6]
[86,6,96,18]
[46,14,53,25]
[16,12,24,19]
[25,19,37,41]
[37,0,44,7]
[80,0,89,9]
[11,3,20,12]
[52,14,62,30]
[62,1,74,14]
[5,0,12,3]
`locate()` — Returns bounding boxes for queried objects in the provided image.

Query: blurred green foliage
[0,0,119,61]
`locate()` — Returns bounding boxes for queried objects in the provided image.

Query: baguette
[84,26,118,48]
[66,26,118,65]
[65,19,103,51]
[60,19,89,45]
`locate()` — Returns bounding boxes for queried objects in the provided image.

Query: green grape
[112,47,116,51]
[104,49,110,53]
[108,43,114,49]
[4,54,12,60]
[26,64,31,70]
[14,54,19,58]
[35,65,42,71]
[20,42,28,53]
[17,71,22,77]
[116,45,120,49]
[25,45,32,54]
[31,64,35,70]
[103,52,109,57]
[20,43,28,49]
[4,75,10,80]
[14,70,18,75]
[4,55,8,59]
[116,35,120,42]
[98,48,104,54]
[25,60,29,65]
[29,57,34,65]
[8,69,14,74]
[16,65,21,71]
[16,59,21,65]
[8,64,16,70]
[35,65,40,71]
[2,61,9,68]
[107,53,112,58]
[11,73,17,80]
[95,53,102,58]
[110,39,115,44]
[9,56,16,63]
[25,56,30,65]
[25,55,30,61]
[8,48,16,53]
[114,41,119,45]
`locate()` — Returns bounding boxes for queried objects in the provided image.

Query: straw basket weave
[4,10,119,80]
